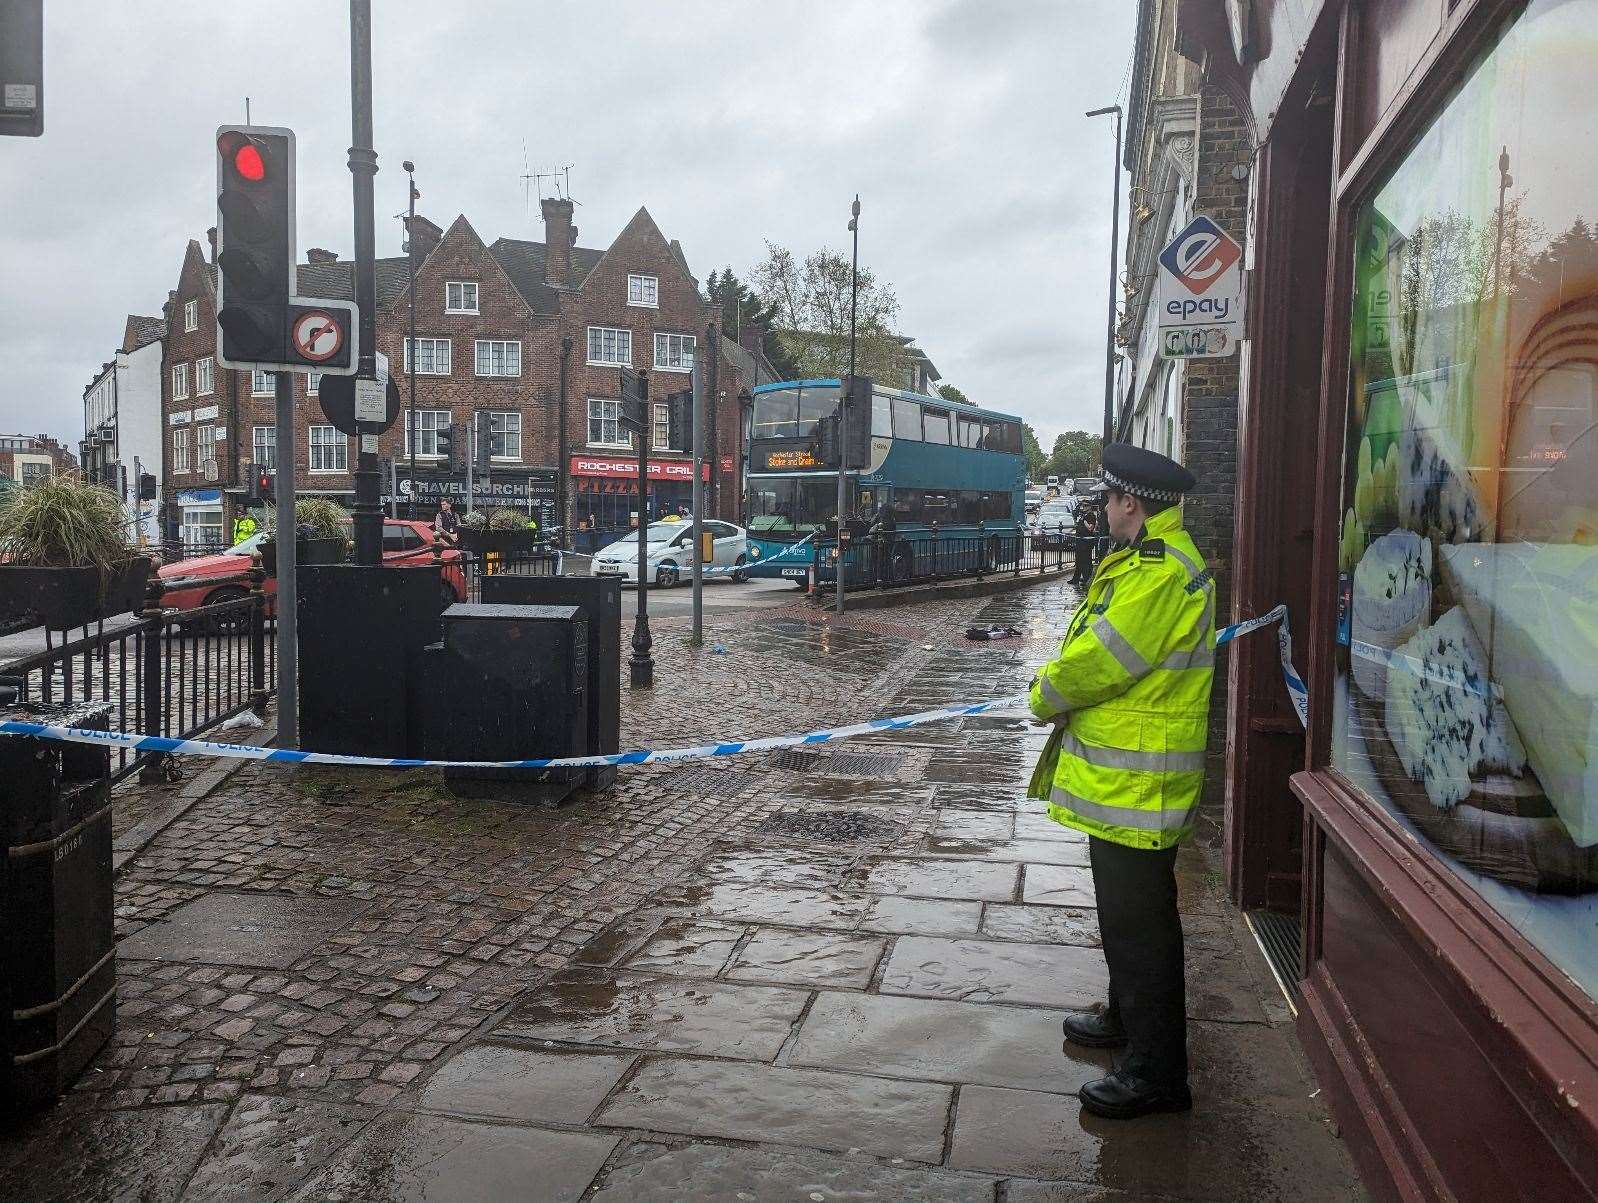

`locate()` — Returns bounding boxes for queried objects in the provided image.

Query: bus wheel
[731,554,750,583]
[891,543,914,584]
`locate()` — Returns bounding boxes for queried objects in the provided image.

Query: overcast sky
[0,0,1135,454]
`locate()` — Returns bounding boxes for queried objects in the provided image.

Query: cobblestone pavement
[0,581,1365,1202]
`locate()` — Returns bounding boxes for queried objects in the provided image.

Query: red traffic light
[217,131,266,182]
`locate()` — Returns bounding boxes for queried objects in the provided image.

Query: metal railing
[1,566,274,784]
[812,522,1080,592]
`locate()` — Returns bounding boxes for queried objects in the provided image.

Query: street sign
[1157,214,1245,359]
[0,0,43,138]
[319,370,399,435]
[291,309,346,363]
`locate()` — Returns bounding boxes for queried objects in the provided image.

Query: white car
[591,519,751,586]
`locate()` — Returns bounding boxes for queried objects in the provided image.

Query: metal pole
[347,0,382,566]
[274,369,298,747]
[558,336,571,544]
[1087,105,1123,447]
[405,161,418,519]
[838,194,860,614]
[630,371,654,688]
[690,357,705,645]
[705,320,718,516]
[465,414,474,516]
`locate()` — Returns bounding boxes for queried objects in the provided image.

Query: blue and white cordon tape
[0,608,1305,769]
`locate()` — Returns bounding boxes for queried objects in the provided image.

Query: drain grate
[659,765,764,796]
[1246,908,1302,1011]
[757,809,904,844]
[767,748,907,778]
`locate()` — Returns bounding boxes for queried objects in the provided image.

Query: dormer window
[446,281,479,314]
[627,274,658,307]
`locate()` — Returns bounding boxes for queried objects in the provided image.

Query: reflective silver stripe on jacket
[1036,673,1071,715]
[1058,732,1205,774]
[1091,617,1151,679]
[1157,543,1215,670]
[1050,786,1195,832]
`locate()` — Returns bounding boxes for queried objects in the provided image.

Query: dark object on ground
[1078,1067,1194,1119]
[965,624,1023,641]
[1,702,115,1123]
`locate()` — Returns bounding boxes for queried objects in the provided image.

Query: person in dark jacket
[1072,505,1099,584]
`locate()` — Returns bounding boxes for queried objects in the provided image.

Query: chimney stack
[305,248,338,264]
[405,214,443,260]
[738,326,765,361]
[206,226,218,263]
[541,197,576,288]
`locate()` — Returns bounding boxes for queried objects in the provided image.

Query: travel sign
[1157,214,1245,359]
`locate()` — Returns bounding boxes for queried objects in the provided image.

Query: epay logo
[1159,215,1242,295]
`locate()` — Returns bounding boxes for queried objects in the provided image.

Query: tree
[752,242,909,385]
[1044,431,1102,480]
[937,384,972,406]
[1021,424,1047,481]
[706,267,801,381]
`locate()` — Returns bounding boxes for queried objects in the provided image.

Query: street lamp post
[403,160,418,519]
[837,194,860,615]
[1086,105,1123,448]
[347,0,382,565]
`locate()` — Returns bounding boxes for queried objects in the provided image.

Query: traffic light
[665,389,694,452]
[842,374,873,469]
[244,462,275,506]
[618,368,648,439]
[215,126,295,367]
[435,421,457,470]
[810,411,841,468]
[138,473,157,501]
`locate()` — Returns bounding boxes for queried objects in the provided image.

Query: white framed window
[653,402,671,451]
[445,281,479,314]
[403,409,453,458]
[252,425,276,469]
[653,332,695,373]
[627,273,658,307]
[251,370,276,396]
[474,340,521,378]
[403,337,451,375]
[308,425,347,472]
[180,504,222,547]
[197,424,218,472]
[171,427,191,473]
[586,326,632,367]
[306,371,322,395]
[481,411,521,461]
[587,398,630,448]
[171,362,189,400]
[184,299,198,332]
[195,356,214,396]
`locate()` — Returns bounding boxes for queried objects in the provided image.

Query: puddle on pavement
[417,1043,636,1124]
[696,848,853,891]
[649,880,870,930]
[856,857,1020,902]
[624,919,746,977]
[726,928,887,989]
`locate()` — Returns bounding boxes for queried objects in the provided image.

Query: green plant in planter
[459,509,488,530]
[487,507,528,531]
[0,472,132,568]
[294,497,350,541]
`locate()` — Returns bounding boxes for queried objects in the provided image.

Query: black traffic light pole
[629,370,654,689]
[347,0,382,566]
[405,160,418,520]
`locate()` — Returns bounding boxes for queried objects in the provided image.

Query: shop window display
[1334,1,1598,997]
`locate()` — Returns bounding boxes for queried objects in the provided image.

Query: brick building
[1114,0,1249,830]
[158,201,752,543]
[0,433,78,488]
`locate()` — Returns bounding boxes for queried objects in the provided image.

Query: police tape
[0,608,1307,769]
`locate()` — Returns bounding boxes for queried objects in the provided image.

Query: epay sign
[1157,214,1245,359]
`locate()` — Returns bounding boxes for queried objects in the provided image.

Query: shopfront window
[1333,0,1598,999]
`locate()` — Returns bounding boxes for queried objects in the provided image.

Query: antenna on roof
[533,165,579,206]
[245,96,251,124]
[519,141,536,224]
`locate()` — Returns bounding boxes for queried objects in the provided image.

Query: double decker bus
[743,378,1027,585]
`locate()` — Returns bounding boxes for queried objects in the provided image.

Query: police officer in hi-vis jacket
[1027,443,1215,1120]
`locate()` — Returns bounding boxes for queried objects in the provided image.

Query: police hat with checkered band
[1086,443,1197,505]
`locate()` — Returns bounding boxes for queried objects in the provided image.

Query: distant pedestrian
[433,498,460,547]
[1071,507,1098,584]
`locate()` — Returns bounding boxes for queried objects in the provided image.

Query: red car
[159,520,467,631]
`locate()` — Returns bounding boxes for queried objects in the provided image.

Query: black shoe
[1078,1068,1193,1119]
[1062,1009,1127,1049]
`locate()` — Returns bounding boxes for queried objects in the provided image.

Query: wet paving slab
[934,810,1016,841]
[649,879,872,930]
[496,968,809,1060]
[597,1057,953,1163]
[789,992,1109,1094]
[415,1043,636,1124]
[623,918,746,977]
[947,1084,1363,1201]
[857,895,984,937]
[586,1140,998,1203]
[1014,810,1090,843]
[917,836,1091,866]
[726,927,888,989]
[115,891,372,969]
[856,857,1020,902]
[0,1102,228,1202]
[283,1112,619,1202]
[178,1094,375,1203]
[980,903,1101,946]
[696,848,856,891]
[879,936,1110,1009]
[1021,864,1098,908]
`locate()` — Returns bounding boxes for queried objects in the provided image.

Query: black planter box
[0,557,151,631]
[1,702,116,1122]
[259,537,346,577]
[458,528,538,556]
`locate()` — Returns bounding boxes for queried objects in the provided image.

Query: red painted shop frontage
[1185,0,1598,1198]
[569,454,726,537]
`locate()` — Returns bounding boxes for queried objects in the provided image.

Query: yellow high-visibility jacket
[1027,506,1216,850]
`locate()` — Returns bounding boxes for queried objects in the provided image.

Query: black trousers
[1089,835,1188,1085]
[1071,536,1096,583]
